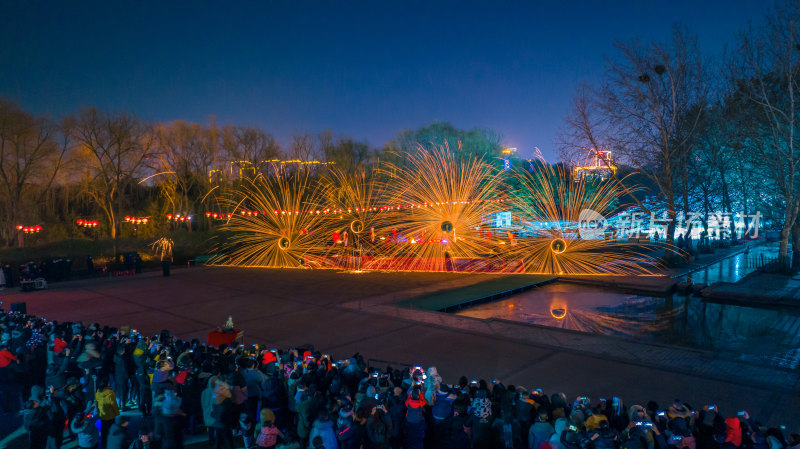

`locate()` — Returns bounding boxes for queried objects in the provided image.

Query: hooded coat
[549,418,568,449]
[530,419,556,449]
[106,418,132,449]
[70,417,100,449]
[725,417,742,448]
[309,417,338,449]
[95,387,120,421]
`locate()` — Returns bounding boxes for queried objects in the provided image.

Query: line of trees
[560,1,800,264]
[0,104,504,250]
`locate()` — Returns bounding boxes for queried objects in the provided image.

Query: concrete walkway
[702,272,800,310]
[2,266,799,434]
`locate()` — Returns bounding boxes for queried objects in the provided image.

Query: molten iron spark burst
[507,161,661,275]
[378,145,505,271]
[311,166,388,269]
[212,166,326,268]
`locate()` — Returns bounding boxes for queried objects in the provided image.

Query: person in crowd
[590,419,621,449]
[309,409,338,449]
[160,388,185,449]
[212,376,236,449]
[254,407,284,449]
[530,409,556,449]
[95,376,120,449]
[70,412,100,449]
[106,415,132,449]
[22,387,49,449]
[492,398,523,449]
[3,308,798,449]
[472,386,493,449]
[723,416,742,449]
[366,404,392,449]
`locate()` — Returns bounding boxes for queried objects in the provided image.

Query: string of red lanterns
[16,225,42,234]
[124,216,149,225]
[205,212,233,220]
[166,214,192,222]
[233,200,506,217]
[76,219,99,228]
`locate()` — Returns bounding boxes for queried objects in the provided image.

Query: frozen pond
[454,281,800,369]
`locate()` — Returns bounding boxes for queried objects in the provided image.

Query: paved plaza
[3,266,799,429]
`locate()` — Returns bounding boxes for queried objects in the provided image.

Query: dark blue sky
[0,1,772,160]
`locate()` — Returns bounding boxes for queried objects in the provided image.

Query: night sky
[0,1,773,160]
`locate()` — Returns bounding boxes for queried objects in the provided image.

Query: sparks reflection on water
[461,284,679,338]
[455,281,800,368]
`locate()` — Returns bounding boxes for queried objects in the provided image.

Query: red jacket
[725,417,742,447]
[0,349,18,368]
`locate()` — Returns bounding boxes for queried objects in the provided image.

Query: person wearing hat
[106,415,132,449]
[22,387,49,449]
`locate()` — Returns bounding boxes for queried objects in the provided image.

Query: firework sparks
[211,165,326,268]
[377,144,506,271]
[312,166,388,269]
[507,160,662,275]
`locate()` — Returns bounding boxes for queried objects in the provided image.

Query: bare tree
[563,26,708,243]
[222,126,282,179]
[733,0,800,265]
[66,108,154,251]
[289,133,317,161]
[0,99,67,247]
[151,121,222,225]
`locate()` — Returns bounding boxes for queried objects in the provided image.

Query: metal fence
[742,254,791,272]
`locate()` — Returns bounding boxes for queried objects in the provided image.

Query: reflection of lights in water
[471,296,677,337]
[557,299,676,336]
[550,299,567,319]
[456,275,799,369]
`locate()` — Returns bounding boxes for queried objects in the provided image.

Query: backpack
[473,398,491,422]
[371,421,388,444]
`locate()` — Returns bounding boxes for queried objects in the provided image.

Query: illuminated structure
[572,148,617,181]
[502,147,517,171]
[209,159,334,181]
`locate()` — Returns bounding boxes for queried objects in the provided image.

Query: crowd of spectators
[1,308,798,449]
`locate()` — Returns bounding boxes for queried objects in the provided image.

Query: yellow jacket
[95,388,119,421]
